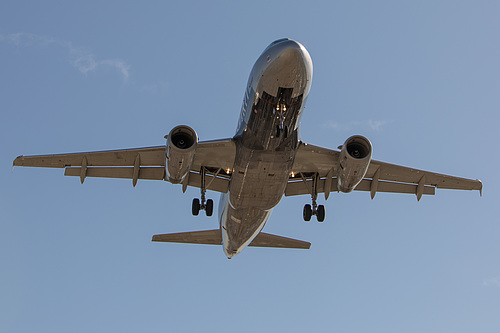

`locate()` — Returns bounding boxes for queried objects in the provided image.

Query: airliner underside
[13,39,482,258]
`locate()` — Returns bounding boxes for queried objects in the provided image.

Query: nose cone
[264,38,308,58]
[254,38,313,98]
[265,39,313,73]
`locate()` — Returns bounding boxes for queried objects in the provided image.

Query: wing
[13,139,236,192]
[286,142,482,200]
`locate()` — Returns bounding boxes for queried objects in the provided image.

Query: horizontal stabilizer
[250,232,311,249]
[152,229,222,245]
[152,230,311,249]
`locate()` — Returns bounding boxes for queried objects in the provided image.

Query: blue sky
[1,1,499,332]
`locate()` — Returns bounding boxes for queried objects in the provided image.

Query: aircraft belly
[229,145,293,210]
[220,39,313,258]
[221,204,271,258]
[221,141,296,257]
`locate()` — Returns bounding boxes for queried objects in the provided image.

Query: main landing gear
[192,198,213,217]
[301,173,325,222]
[192,166,213,217]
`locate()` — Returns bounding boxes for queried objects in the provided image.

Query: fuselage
[219,39,313,258]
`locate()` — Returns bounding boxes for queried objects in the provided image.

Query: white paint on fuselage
[221,39,313,258]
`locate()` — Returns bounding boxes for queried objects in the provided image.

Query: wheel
[303,204,312,222]
[317,205,325,222]
[284,126,288,138]
[192,198,200,216]
[276,125,281,138]
[206,199,214,217]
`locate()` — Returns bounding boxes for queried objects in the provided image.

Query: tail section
[152,229,310,249]
[249,232,311,249]
[152,229,222,245]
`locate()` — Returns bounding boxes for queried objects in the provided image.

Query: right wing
[13,139,236,192]
[286,142,482,199]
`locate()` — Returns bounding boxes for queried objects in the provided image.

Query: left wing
[13,139,236,191]
[286,142,482,200]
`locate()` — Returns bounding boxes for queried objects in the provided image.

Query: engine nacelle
[337,135,372,193]
[165,125,198,184]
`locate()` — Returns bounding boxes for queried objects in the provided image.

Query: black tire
[317,205,325,222]
[303,204,312,222]
[206,199,214,217]
[192,198,200,216]
[276,125,280,138]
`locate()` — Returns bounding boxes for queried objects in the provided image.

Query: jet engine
[165,125,198,184]
[337,135,372,193]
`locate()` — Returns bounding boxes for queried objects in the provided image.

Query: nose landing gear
[274,99,288,138]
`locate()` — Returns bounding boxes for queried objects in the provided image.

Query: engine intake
[165,125,198,184]
[337,135,372,193]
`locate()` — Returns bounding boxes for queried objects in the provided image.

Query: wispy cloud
[323,120,354,131]
[483,277,500,287]
[1,32,130,80]
[368,120,389,131]
[323,119,391,132]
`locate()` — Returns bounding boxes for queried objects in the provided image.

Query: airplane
[13,38,482,259]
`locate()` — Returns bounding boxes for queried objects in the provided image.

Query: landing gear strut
[274,98,288,138]
[301,173,325,222]
[192,166,214,217]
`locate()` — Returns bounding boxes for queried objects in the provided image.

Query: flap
[185,171,230,193]
[191,139,236,171]
[65,167,165,181]
[285,177,435,196]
